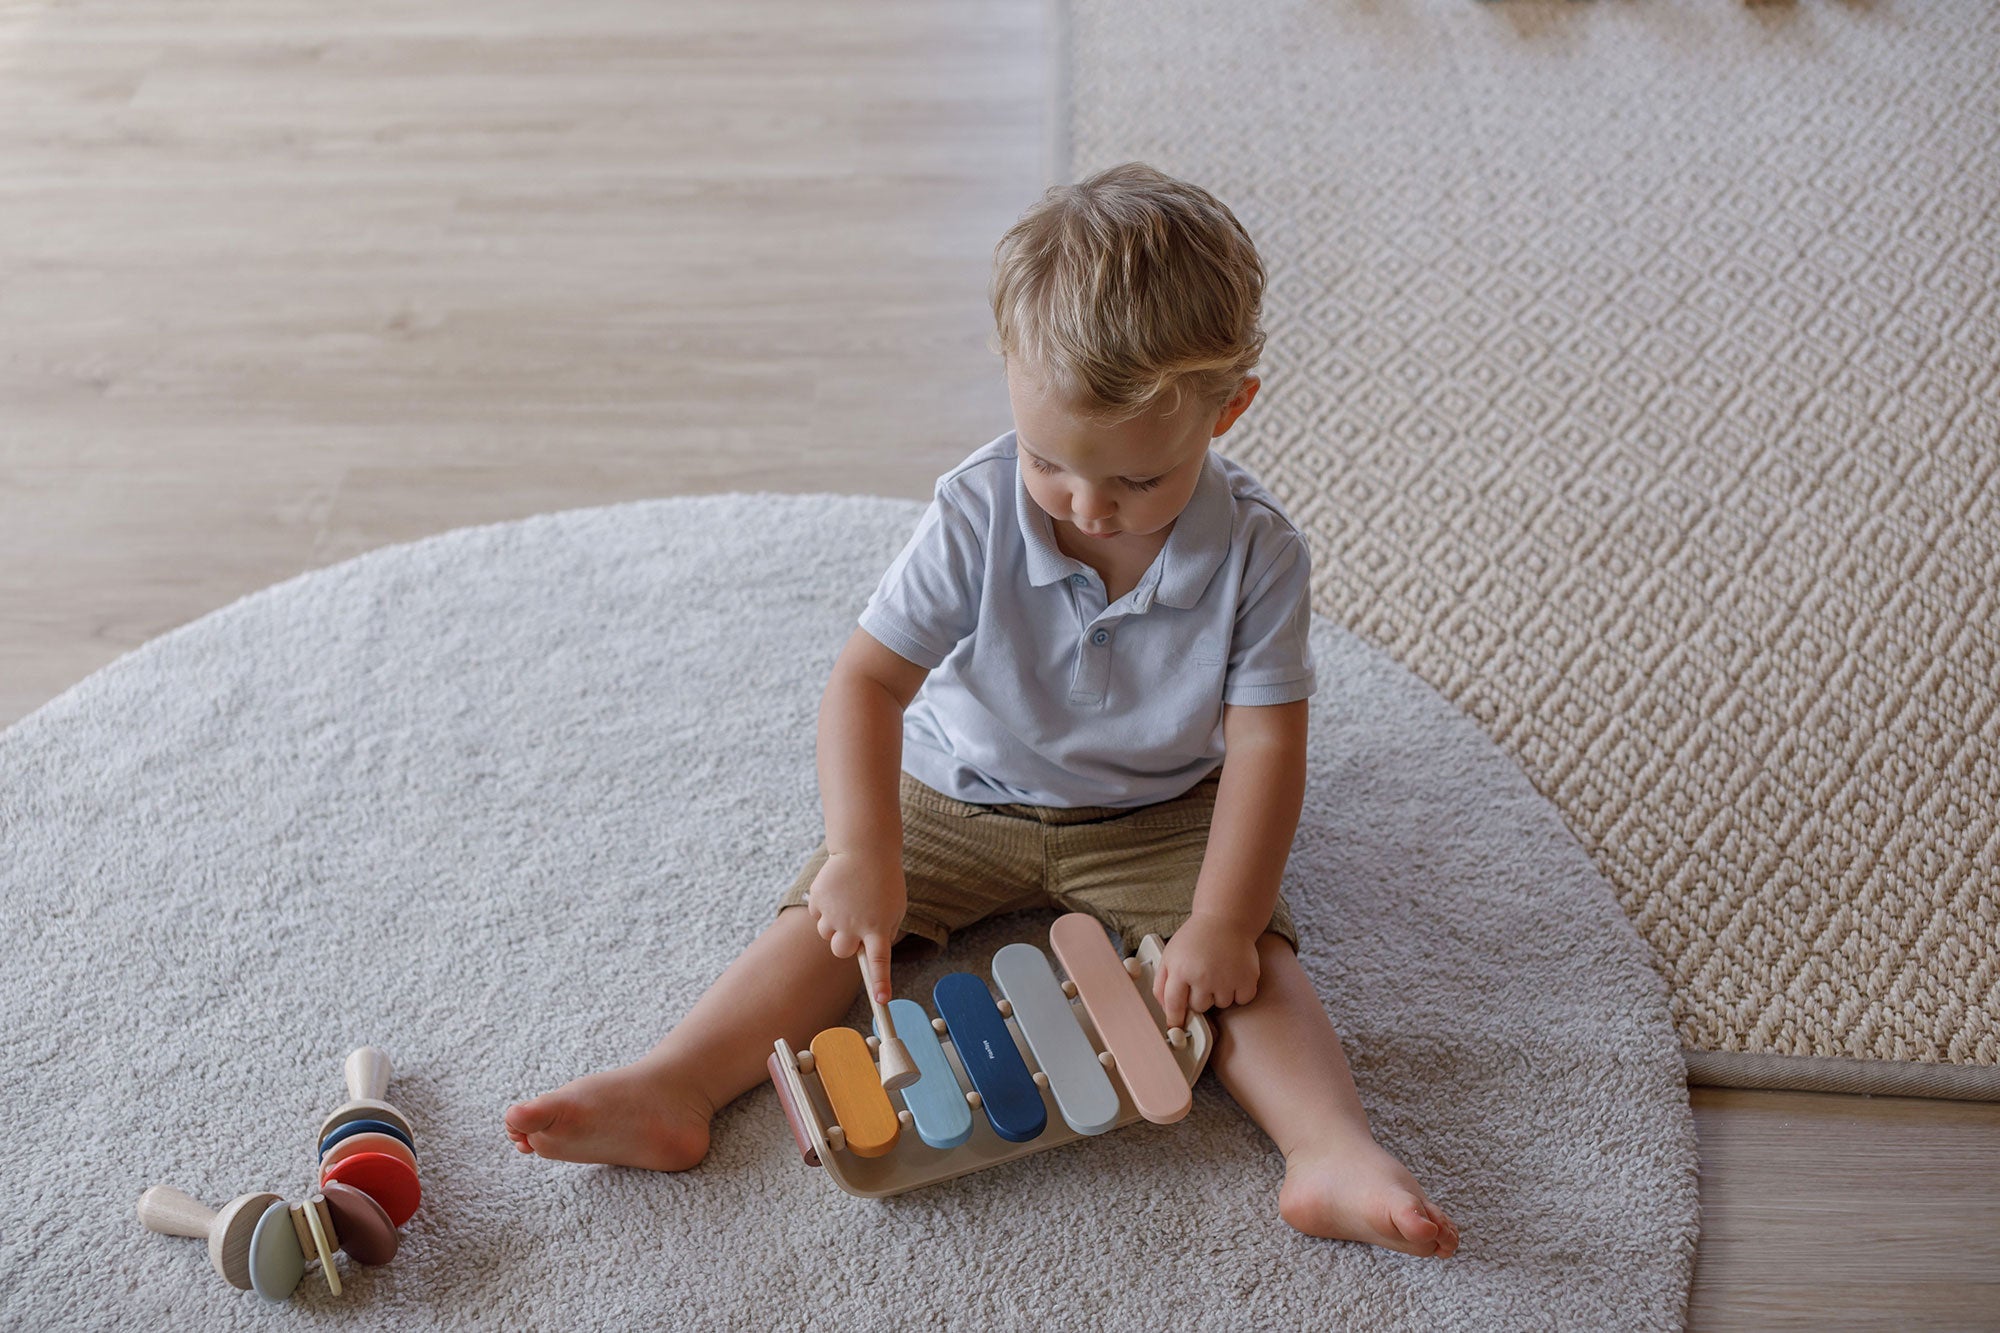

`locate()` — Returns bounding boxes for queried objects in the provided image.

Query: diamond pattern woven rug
[1057,0,1999,1079]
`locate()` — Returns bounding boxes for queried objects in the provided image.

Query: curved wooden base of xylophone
[768,931,1212,1199]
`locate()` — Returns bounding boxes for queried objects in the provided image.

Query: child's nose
[1074,488,1117,520]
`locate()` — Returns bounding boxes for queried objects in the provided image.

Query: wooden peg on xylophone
[858,955,920,1092]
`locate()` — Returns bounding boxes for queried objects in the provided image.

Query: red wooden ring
[321,1151,421,1228]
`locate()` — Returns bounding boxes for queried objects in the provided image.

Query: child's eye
[1025,454,1161,491]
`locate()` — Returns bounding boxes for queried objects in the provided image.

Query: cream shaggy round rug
[0,494,1697,1329]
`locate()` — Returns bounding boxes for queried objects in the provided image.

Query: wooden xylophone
[768,912,1212,1197]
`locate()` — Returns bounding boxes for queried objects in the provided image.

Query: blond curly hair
[988,162,1267,426]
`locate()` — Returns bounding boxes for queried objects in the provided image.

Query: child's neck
[1054,519,1174,601]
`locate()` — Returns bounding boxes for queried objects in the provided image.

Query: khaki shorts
[778,770,1299,956]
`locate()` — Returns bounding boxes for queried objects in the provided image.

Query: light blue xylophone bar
[876,997,974,1150]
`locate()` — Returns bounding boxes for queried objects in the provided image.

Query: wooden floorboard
[4,2,1995,1327]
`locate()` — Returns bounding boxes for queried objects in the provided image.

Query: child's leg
[1210,933,1460,1257]
[505,770,1047,1172]
[504,905,863,1170]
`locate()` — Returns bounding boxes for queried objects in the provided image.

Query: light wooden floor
[4,2,1995,1327]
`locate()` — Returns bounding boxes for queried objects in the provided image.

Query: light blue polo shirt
[858,430,1316,809]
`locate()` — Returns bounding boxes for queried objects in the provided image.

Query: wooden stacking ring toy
[320,1181,399,1266]
[321,1151,421,1228]
[317,1046,415,1145]
[315,1045,421,1230]
[768,915,1212,1198]
[138,1047,420,1304]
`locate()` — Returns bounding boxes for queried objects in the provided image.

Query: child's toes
[1416,1192,1464,1256]
[505,1096,560,1140]
[1415,1199,1459,1258]
[1390,1196,1442,1250]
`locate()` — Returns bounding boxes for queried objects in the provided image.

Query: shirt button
[1069,573,1087,587]
[1092,629,1110,645]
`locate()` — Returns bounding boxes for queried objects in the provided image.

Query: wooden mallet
[859,954,919,1092]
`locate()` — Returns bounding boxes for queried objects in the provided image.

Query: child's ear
[1214,376,1261,433]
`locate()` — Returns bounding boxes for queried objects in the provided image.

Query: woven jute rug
[1056,0,2000,1088]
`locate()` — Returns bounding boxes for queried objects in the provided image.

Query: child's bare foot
[504,1060,714,1171]
[1278,1138,1460,1258]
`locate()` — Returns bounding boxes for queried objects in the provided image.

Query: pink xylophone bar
[768,915,1212,1198]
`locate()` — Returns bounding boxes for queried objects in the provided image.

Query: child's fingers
[1231,981,1258,1007]
[1160,973,1191,1030]
[826,928,858,960]
[1187,985,1214,1015]
[863,935,893,1002]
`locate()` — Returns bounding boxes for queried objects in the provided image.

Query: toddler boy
[506,163,1457,1258]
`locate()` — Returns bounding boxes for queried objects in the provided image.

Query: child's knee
[1257,930,1297,959]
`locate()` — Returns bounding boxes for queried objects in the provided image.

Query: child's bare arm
[1154,699,1309,1027]
[1194,699,1309,932]
[809,627,930,999]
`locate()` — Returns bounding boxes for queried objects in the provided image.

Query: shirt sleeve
[856,480,986,670]
[1223,528,1317,707]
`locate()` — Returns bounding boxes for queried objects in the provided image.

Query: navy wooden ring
[319,1116,415,1161]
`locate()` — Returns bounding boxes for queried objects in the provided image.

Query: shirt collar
[1014,437,1233,610]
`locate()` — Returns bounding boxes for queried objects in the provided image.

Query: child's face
[1007,360,1261,545]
